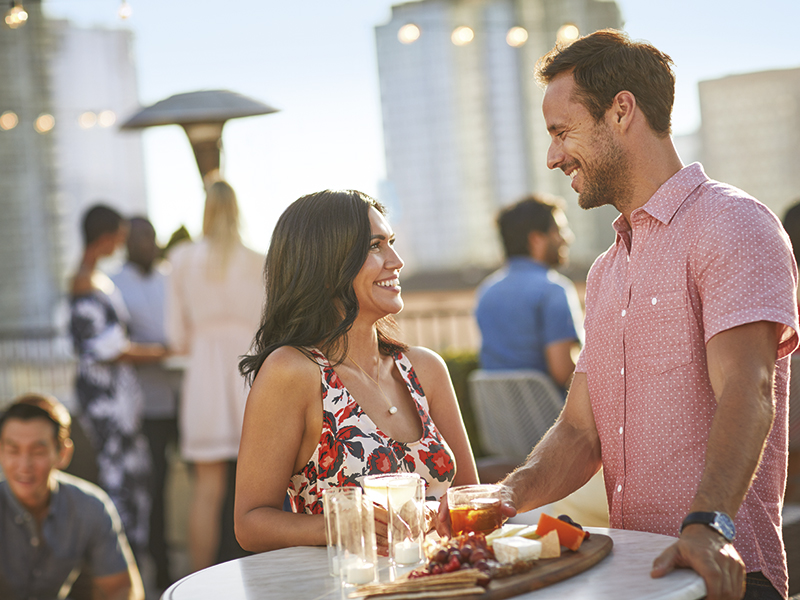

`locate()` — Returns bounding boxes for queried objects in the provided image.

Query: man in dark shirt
[0,393,143,600]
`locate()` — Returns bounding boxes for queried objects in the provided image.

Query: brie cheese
[492,537,543,564]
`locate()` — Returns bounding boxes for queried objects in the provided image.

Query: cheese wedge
[485,523,530,546]
[538,529,561,558]
[492,537,542,564]
[516,525,540,540]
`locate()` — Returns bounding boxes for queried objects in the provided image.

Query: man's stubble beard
[577,124,633,213]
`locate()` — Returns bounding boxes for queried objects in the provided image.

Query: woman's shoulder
[252,346,321,390]
[165,240,197,267]
[400,346,448,377]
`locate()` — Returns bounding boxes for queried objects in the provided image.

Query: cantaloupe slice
[535,513,587,551]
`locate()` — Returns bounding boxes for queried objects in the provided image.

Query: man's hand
[651,524,745,600]
[435,485,517,537]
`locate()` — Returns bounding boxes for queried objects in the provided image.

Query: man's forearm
[695,322,779,518]
[502,417,602,513]
[691,380,774,517]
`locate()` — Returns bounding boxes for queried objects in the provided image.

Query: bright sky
[43,0,800,253]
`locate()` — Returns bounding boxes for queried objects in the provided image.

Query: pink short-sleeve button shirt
[575,162,798,596]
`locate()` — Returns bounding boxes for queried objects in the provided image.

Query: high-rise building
[375,0,622,276]
[699,67,800,221]
[0,5,146,405]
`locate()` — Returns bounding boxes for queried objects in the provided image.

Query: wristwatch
[680,511,736,542]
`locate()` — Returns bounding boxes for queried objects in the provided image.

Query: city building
[374,0,623,277]
[699,67,800,221]
[0,5,146,406]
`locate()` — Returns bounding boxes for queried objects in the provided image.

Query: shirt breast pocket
[628,289,693,374]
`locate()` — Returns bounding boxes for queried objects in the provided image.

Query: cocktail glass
[447,484,503,536]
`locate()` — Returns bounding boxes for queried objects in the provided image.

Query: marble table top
[162,527,706,600]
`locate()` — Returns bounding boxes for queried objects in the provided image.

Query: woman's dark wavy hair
[239,190,407,384]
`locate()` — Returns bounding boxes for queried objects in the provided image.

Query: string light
[118,0,132,20]
[451,26,474,46]
[556,23,580,46]
[506,26,528,48]
[4,1,28,29]
[79,112,97,129]
[0,111,19,130]
[398,23,421,44]
[98,110,116,127]
[34,113,55,134]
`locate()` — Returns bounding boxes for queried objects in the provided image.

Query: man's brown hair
[535,29,675,137]
[0,393,72,449]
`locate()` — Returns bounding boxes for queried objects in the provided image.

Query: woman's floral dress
[287,350,456,514]
[70,285,151,553]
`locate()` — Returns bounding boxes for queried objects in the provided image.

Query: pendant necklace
[348,354,398,415]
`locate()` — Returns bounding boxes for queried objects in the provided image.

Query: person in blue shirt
[0,393,143,600]
[112,217,181,591]
[475,194,583,389]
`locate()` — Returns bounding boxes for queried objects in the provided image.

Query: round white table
[162,528,706,600]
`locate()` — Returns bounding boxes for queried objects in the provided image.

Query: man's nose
[546,140,563,170]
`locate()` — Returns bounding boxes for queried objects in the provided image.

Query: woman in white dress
[166,181,264,571]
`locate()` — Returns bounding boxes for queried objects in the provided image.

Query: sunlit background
[30,0,800,255]
[2,0,800,402]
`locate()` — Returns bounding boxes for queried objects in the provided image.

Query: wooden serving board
[354,534,614,600]
[472,533,614,600]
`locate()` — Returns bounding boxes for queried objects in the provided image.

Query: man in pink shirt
[495,30,798,600]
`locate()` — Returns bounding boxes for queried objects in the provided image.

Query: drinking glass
[331,486,378,587]
[447,484,503,536]
[391,477,426,567]
[362,473,425,568]
[323,487,360,577]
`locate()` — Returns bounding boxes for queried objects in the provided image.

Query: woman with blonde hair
[166,180,264,571]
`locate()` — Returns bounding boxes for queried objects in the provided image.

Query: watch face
[714,513,736,541]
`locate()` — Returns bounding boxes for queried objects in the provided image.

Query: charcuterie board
[477,533,613,599]
[351,533,613,599]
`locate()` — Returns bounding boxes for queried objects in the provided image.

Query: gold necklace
[347,354,398,415]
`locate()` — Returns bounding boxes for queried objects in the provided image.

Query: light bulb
[506,26,528,48]
[79,112,97,129]
[34,113,55,134]
[0,111,19,130]
[556,23,580,46]
[451,26,474,46]
[398,23,421,44]
[118,0,132,20]
[98,110,116,127]
[5,2,28,29]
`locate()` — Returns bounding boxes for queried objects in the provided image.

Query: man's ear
[527,230,546,262]
[57,438,74,470]
[612,90,636,132]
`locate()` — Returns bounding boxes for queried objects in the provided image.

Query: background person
[235,190,479,553]
[70,204,166,562]
[166,180,264,572]
[448,30,798,600]
[475,194,582,389]
[0,393,144,600]
[112,216,181,590]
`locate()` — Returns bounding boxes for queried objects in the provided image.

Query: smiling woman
[234,190,479,553]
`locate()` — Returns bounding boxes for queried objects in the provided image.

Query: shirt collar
[613,162,709,238]
[507,256,548,271]
[0,472,61,522]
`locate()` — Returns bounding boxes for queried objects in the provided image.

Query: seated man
[0,393,144,600]
[475,194,583,389]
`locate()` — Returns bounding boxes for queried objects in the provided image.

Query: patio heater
[120,89,279,181]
